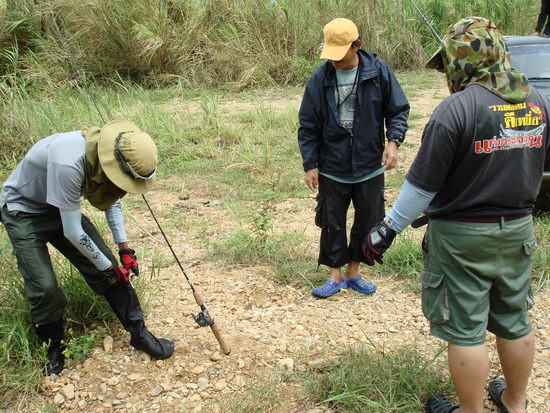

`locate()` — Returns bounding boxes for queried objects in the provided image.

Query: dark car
[506,35,550,211]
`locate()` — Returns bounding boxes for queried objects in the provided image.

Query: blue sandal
[312,280,346,298]
[346,275,377,295]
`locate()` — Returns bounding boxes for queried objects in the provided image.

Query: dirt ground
[32,84,550,413]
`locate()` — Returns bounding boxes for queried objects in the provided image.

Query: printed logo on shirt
[475,103,546,154]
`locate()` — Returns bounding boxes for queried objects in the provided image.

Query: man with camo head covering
[363,17,550,413]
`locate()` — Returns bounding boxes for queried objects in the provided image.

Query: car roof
[504,35,550,46]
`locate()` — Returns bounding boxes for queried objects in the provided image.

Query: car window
[508,45,550,78]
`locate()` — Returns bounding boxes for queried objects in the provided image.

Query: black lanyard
[335,66,360,111]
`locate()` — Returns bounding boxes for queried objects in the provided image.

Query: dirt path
[34,84,550,413]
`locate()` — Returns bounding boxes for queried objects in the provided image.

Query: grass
[533,213,550,292]
[209,200,316,284]
[301,341,453,412]
[0,0,540,90]
[0,233,46,410]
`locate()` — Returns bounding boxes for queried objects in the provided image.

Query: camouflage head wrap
[426,17,530,103]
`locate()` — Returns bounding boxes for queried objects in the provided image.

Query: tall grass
[0,0,540,90]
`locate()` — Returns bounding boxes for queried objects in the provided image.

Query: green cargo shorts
[420,215,535,346]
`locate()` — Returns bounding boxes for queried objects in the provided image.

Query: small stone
[128,374,141,381]
[209,352,222,362]
[238,359,245,369]
[53,393,65,405]
[187,383,199,390]
[78,400,86,408]
[115,392,128,399]
[107,377,120,386]
[278,358,294,370]
[166,317,175,325]
[156,360,164,367]
[100,383,108,393]
[192,366,205,374]
[233,375,246,386]
[141,353,152,362]
[83,359,94,373]
[103,336,114,353]
[190,394,202,401]
[150,386,164,397]
[213,379,227,391]
[178,193,190,200]
[199,392,210,399]
[62,383,75,400]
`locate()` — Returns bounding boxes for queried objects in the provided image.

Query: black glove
[104,265,130,286]
[362,221,397,264]
[119,248,139,276]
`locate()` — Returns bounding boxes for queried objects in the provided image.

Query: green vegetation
[0,233,46,410]
[0,0,539,89]
[0,1,548,407]
[210,200,316,284]
[533,213,550,292]
[63,327,105,362]
[301,342,453,412]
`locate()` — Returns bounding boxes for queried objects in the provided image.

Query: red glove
[104,265,130,286]
[119,249,139,276]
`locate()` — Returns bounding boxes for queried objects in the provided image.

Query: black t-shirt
[407,85,550,218]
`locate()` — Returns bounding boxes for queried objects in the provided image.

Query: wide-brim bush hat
[97,120,158,194]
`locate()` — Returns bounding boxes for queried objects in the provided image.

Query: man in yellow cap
[0,120,174,375]
[298,18,409,298]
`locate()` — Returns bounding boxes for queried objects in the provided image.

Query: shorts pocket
[420,270,450,325]
[523,238,537,256]
[314,194,327,229]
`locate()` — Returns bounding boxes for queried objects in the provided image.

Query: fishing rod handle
[193,291,204,306]
[210,323,231,355]
[193,292,231,355]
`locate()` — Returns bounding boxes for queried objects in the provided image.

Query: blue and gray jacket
[298,49,410,177]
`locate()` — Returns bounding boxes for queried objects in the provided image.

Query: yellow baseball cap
[320,18,359,61]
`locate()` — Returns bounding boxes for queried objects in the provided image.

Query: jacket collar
[323,49,378,86]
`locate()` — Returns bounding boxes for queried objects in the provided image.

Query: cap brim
[97,120,155,195]
[320,43,351,61]
[426,49,445,72]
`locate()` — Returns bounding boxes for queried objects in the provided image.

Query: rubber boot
[35,319,65,375]
[103,283,174,360]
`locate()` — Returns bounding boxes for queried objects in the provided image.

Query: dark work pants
[316,173,384,268]
[535,0,550,35]
[1,206,117,325]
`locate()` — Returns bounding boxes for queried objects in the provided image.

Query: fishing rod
[81,79,231,355]
[408,0,443,44]
[141,195,230,355]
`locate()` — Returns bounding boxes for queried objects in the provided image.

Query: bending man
[0,120,174,375]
